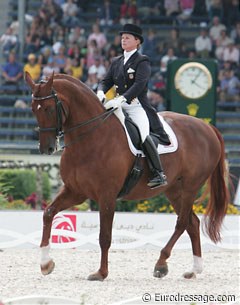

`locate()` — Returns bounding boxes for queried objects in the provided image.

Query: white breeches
[122,99,149,142]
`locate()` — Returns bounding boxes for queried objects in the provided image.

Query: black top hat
[119,24,144,43]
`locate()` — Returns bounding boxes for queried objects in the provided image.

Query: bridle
[32,84,115,149]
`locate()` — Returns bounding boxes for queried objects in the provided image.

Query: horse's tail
[203,126,230,244]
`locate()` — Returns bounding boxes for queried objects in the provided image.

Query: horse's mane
[52,74,100,103]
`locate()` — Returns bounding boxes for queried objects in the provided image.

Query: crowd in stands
[0,0,239,111]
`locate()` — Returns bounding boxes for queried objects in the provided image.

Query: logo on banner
[52,214,76,243]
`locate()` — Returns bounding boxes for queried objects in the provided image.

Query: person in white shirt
[195,27,212,58]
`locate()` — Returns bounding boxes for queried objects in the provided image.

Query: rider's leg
[122,100,167,188]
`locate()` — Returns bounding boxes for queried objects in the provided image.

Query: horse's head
[25,72,65,155]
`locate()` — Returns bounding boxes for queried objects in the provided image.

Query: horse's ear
[45,72,54,91]
[24,71,35,90]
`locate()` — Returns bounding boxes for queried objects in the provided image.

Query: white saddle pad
[123,114,178,156]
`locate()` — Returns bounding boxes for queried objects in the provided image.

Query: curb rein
[32,89,115,150]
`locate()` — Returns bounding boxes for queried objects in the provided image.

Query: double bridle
[32,87,115,149]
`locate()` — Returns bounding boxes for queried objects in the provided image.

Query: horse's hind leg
[154,187,198,278]
[40,186,86,275]
[183,212,203,279]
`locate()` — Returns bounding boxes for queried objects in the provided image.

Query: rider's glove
[96,90,106,103]
[104,95,127,110]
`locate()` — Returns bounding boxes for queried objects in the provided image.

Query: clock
[174,62,213,99]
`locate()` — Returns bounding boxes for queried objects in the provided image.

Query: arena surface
[0,248,239,305]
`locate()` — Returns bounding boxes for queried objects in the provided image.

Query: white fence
[0,212,239,250]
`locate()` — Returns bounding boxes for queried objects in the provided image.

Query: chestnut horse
[25,72,229,281]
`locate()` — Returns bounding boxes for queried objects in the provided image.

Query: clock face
[174,62,213,99]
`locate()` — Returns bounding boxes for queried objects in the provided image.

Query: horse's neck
[54,79,104,128]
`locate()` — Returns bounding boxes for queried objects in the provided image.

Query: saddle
[124,112,170,149]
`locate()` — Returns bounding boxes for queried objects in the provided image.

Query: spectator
[86,39,101,68]
[0,27,18,58]
[106,35,122,57]
[208,0,223,20]
[41,26,54,48]
[160,47,178,77]
[85,67,98,92]
[1,52,23,85]
[40,0,63,27]
[98,0,115,26]
[230,21,240,48]
[23,53,41,82]
[218,68,240,102]
[88,56,106,81]
[222,40,240,67]
[65,57,84,80]
[164,0,180,17]
[192,0,208,17]
[160,27,185,55]
[41,57,60,80]
[67,25,87,49]
[224,0,240,28]
[142,28,158,58]
[177,0,195,24]
[194,25,212,58]
[53,45,67,73]
[61,0,79,28]
[215,29,233,61]
[148,89,166,112]
[23,34,41,62]
[209,16,226,47]
[87,23,107,51]
[119,0,138,25]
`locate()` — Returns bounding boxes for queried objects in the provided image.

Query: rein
[32,89,115,150]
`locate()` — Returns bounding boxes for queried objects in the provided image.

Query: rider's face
[121,34,140,52]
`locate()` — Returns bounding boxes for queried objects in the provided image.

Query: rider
[97,24,170,188]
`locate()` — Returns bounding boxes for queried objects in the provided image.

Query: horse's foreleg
[88,201,115,281]
[40,186,86,275]
[183,212,203,279]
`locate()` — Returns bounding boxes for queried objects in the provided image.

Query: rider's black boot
[142,135,167,188]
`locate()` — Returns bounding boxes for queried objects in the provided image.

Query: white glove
[96,90,106,103]
[104,95,127,110]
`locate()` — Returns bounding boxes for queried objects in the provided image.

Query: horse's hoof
[153,265,168,278]
[41,260,55,275]
[87,271,106,281]
[183,271,196,279]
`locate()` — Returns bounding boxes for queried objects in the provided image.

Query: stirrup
[147,172,167,189]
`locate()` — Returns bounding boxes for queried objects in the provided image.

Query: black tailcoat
[98,51,166,137]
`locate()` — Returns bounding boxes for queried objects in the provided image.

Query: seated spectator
[1,52,23,85]
[67,25,87,49]
[194,25,212,58]
[215,29,233,61]
[208,0,223,20]
[209,16,226,48]
[39,46,53,67]
[86,39,101,68]
[88,56,106,81]
[222,40,240,67]
[224,0,240,28]
[119,0,138,25]
[41,57,60,80]
[0,27,18,58]
[23,54,42,82]
[160,47,178,77]
[85,68,98,92]
[65,57,84,80]
[191,0,208,17]
[106,35,122,57]
[218,69,240,102]
[142,28,158,58]
[53,45,67,73]
[160,27,185,55]
[164,0,180,17]
[98,0,115,26]
[23,34,42,62]
[87,23,107,51]
[148,89,166,112]
[177,0,195,24]
[61,0,80,28]
[40,0,63,27]
[230,20,240,48]
[41,26,54,48]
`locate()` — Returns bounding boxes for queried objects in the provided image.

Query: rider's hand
[104,95,127,110]
[96,90,106,103]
